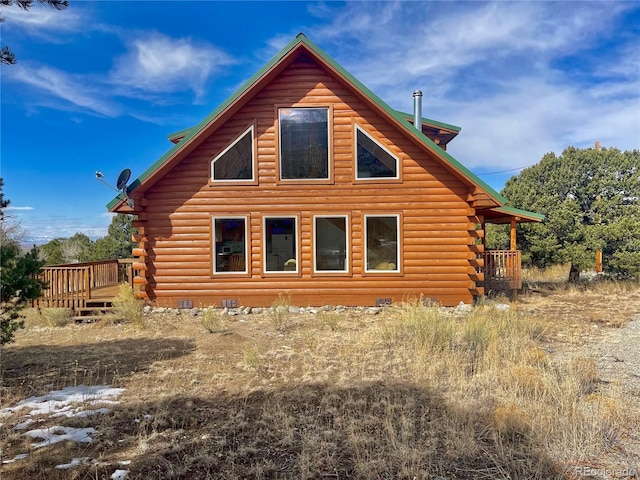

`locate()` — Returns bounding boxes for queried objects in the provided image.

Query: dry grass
[2,281,640,479]
[110,283,146,328]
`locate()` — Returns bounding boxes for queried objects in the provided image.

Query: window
[355,126,399,179]
[213,217,248,274]
[279,107,329,180]
[264,216,298,273]
[211,126,254,181]
[364,215,400,272]
[314,216,348,273]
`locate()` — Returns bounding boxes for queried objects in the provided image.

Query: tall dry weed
[111,283,145,328]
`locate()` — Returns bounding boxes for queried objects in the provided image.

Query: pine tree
[0,179,47,344]
[501,146,640,280]
[0,0,69,64]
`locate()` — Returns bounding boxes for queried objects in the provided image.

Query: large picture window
[264,216,298,273]
[279,107,329,180]
[211,126,254,182]
[355,126,399,179]
[213,217,248,274]
[364,215,400,272]
[314,216,348,273]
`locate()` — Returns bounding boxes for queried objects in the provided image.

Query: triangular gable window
[211,126,254,182]
[355,126,398,179]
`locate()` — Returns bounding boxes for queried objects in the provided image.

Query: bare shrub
[201,308,227,333]
[270,293,292,331]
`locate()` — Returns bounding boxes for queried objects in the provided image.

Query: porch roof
[480,205,545,224]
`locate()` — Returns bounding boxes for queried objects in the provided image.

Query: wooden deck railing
[36,259,135,310]
[482,250,522,291]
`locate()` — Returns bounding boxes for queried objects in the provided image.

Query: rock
[189,309,200,317]
[251,307,263,315]
[366,307,381,315]
[288,306,302,314]
[143,306,152,314]
[495,303,510,311]
[454,302,473,314]
[242,307,252,315]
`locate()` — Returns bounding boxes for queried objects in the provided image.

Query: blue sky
[2,1,639,245]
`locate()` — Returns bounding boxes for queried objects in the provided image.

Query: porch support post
[510,218,517,250]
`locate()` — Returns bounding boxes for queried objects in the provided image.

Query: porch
[478,205,544,295]
[482,250,522,292]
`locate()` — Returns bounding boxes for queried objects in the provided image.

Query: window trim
[262,214,301,276]
[211,215,250,277]
[276,105,333,185]
[210,124,257,185]
[312,214,351,276]
[354,124,401,183]
[363,213,403,275]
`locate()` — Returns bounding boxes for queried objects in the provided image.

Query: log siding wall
[133,59,482,307]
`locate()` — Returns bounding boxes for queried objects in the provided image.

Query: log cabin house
[108,34,542,308]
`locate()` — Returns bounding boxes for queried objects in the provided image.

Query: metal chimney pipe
[413,89,423,132]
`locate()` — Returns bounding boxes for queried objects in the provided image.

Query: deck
[88,284,122,305]
[35,259,134,311]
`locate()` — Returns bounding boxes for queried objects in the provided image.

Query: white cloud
[2,3,84,35]
[303,1,639,171]
[109,33,236,100]
[5,205,34,211]
[9,65,121,117]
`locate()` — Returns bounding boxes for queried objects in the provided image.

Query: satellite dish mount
[95,168,134,208]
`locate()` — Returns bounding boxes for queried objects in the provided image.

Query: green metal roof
[489,205,545,223]
[108,33,508,210]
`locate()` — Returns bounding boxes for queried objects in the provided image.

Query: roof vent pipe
[413,89,423,132]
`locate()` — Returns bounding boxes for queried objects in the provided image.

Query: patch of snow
[2,453,28,464]
[13,418,34,430]
[53,407,111,418]
[24,425,97,448]
[55,457,92,469]
[112,469,130,479]
[0,385,125,418]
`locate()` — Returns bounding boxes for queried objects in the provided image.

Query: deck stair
[73,299,114,323]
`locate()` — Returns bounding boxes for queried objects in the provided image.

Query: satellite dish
[116,168,131,191]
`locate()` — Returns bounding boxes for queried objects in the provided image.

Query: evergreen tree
[40,238,65,265]
[501,146,640,280]
[0,179,46,344]
[90,214,136,260]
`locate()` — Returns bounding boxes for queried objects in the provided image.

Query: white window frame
[313,215,349,274]
[262,215,299,275]
[211,125,255,183]
[212,215,249,275]
[364,214,401,273]
[354,124,400,181]
[278,107,331,182]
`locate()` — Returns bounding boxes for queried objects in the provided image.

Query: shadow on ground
[1,337,197,400]
[1,381,562,480]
